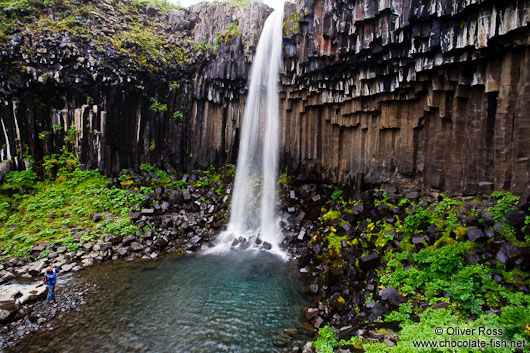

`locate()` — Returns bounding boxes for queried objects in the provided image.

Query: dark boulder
[506,210,527,227]
[496,243,521,268]
[359,253,381,270]
[379,287,406,307]
[467,228,486,242]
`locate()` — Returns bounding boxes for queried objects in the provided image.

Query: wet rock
[298,227,306,240]
[98,242,112,251]
[309,283,319,293]
[92,213,102,222]
[516,187,530,209]
[30,243,47,254]
[263,242,272,250]
[129,211,141,221]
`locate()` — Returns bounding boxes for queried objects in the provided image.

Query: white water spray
[207,7,285,258]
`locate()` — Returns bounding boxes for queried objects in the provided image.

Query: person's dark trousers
[46,284,55,303]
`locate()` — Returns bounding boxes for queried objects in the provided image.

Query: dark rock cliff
[1,0,529,194]
[0,0,271,174]
[281,0,530,194]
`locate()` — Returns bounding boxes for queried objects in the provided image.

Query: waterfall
[207,7,285,258]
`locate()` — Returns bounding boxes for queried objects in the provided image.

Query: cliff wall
[281,0,530,194]
[1,0,529,194]
[0,0,271,174]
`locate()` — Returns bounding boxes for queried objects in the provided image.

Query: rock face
[0,0,529,194]
[280,0,530,193]
[0,0,271,173]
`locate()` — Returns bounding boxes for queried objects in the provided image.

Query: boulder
[27,261,46,277]
[61,264,74,272]
[0,308,15,323]
[380,287,406,306]
[141,208,155,215]
[305,307,319,320]
[506,210,527,227]
[130,242,143,252]
[122,235,135,246]
[359,253,380,270]
[467,228,486,242]
[99,242,113,252]
[83,243,93,252]
[496,243,521,268]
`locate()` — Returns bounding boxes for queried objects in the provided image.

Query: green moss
[283,13,300,36]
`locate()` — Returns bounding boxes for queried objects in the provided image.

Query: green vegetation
[313,326,362,353]
[0,149,237,260]
[173,110,184,120]
[0,153,145,258]
[0,0,189,68]
[311,186,530,353]
[283,13,300,36]
[149,99,167,113]
[213,0,252,8]
[216,21,241,46]
[131,0,179,13]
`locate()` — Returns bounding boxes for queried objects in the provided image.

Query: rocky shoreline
[1,170,529,352]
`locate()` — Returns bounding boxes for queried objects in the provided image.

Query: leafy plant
[488,191,519,222]
[149,100,167,113]
[173,110,183,120]
[140,163,155,173]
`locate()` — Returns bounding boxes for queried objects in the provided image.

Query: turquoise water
[13,252,312,352]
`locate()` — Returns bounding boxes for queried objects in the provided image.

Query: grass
[0,164,147,258]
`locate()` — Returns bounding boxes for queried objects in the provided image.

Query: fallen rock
[27,261,46,277]
[380,287,406,306]
[305,307,318,320]
[0,308,15,323]
[467,228,486,242]
[496,243,521,268]
[506,210,527,227]
[359,253,381,270]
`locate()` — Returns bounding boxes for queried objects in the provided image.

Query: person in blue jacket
[43,268,60,303]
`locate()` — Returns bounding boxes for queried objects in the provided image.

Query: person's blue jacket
[44,269,60,286]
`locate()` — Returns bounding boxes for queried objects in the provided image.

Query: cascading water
[207,7,285,258]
